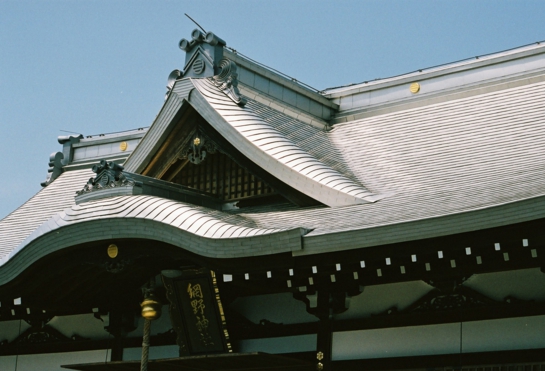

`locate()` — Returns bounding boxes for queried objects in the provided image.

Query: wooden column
[316,291,332,371]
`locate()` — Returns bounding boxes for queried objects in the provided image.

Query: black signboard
[162,268,230,356]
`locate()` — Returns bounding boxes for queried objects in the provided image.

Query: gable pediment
[124,29,383,208]
[125,64,384,208]
[134,102,317,207]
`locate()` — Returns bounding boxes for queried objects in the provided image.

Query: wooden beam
[227,301,545,340]
[331,347,545,370]
[142,107,197,178]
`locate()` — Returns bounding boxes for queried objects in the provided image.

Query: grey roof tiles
[1,49,545,263]
[0,169,92,260]
[191,77,382,206]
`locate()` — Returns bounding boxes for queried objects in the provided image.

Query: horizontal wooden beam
[228,301,545,340]
[330,347,545,370]
[0,331,176,357]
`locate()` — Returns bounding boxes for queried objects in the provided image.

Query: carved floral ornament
[179,131,218,165]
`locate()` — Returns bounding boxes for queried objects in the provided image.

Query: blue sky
[1,0,545,219]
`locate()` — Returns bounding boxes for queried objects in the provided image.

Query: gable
[124,74,384,208]
[135,102,318,207]
[166,152,278,204]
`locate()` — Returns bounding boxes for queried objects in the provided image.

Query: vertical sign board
[163,269,229,356]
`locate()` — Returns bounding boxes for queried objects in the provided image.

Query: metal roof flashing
[40,129,147,188]
[322,42,545,122]
[297,193,545,256]
[323,41,545,97]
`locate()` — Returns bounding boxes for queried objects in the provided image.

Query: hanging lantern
[140,292,162,320]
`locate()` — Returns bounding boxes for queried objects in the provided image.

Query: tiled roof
[1,61,545,263]
[191,78,383,206]
[0,169,92,260]
[234,79,545,253]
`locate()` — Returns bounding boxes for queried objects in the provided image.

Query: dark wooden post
[316,291,332,371]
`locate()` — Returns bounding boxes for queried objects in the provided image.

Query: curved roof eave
[188,78,385,207]
[124,77,387,207]
[0,194,307,286]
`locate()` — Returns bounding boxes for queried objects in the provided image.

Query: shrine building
[1,30,545,371]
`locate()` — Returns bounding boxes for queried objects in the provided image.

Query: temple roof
[1,38,545,272]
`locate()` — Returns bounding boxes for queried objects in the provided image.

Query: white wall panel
[463,315,545,353]
[238,334,316,354]
[333,315,545,360]
[6,350,108,371]
[230,292,316,325]
[332,323,460,360]
[0,356,16,370]
[0,320,31,343]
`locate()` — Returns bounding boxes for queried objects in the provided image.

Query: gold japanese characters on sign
[187,283,214,346]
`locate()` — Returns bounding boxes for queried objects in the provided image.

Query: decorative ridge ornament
[41,134,83,187]
[173,29,246,106]
[178,29,227,79]
[179,29,226,53]
[76,160,138,196]
[211,58,247,106]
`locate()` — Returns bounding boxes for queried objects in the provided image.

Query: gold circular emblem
[107,244,118,258]
[193,137,201,146]
[119,142,128,151]
[410,82,420,94]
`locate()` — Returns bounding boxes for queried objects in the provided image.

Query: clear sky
[1,0,545,219]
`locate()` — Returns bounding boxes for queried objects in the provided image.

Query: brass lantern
[140,292,162,320]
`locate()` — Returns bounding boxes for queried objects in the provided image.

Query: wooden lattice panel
[169,152,275,201]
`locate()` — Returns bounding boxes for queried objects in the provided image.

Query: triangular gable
[125,74,384,207]
[126,97,318,207]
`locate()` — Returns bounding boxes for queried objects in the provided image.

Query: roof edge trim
[323,41,545,97]
[123,79,194,173]
[0,200,308,286]
[296,194,545,256]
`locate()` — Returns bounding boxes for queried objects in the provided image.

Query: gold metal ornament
[410,82,420,94]
[107,244,118,259]
[141,293,162,320]
[119,141,128,151]
[316,362,324,371]
[193,137,201,146]
[317,351,324,361]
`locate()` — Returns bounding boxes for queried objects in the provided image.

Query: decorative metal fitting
[76,160,137,195]
[181,131,217,165]
[410,82,420,94]
[212,58,247,106]
[107,244,118,259]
